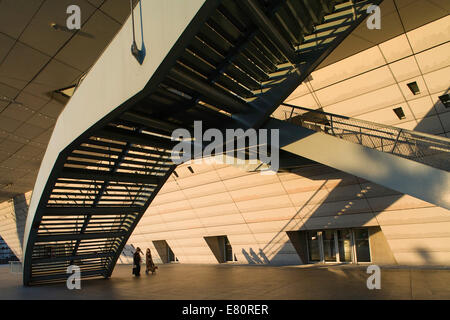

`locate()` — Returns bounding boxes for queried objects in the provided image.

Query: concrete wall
[0,191,30,261]
[369,226,397,265]
[125,159,449,266]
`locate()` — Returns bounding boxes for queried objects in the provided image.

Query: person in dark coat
[145,248,158,275]
[132,247,143,276]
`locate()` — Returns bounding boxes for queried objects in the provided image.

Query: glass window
[307,231,321,262]
[354,229,371,262]
[322,230,336,262]
[338,229,352,262]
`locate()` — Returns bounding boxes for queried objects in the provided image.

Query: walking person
[145,248,158,275]
[132,247,143,276]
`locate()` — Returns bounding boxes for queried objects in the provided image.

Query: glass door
[306,228,371,264]
[337,229,353,262]
[322,230,337,262]
[354,229,371,262]
[307,231,321,262]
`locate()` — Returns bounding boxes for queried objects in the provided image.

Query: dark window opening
[407,81,420,95]
[152,240,177,263]
[204,235,236,263]
[393,107,406,120]
[439,94,450,109]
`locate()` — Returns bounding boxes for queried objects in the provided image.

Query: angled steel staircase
[23,0,382,285]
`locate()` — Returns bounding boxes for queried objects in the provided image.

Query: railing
[281,103,450,171]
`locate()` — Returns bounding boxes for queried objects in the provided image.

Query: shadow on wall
[415,247,435,265]
[254,86,449,266]
[241,248,270,264]
[12,194,28,252]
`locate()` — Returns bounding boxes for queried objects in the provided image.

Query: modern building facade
[0,0,448,285]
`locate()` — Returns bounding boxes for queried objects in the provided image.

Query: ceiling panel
[0,42,50,89]
[14,91,50,111]
[428,0,450,11]
[0,115,24,133]
[55,9,121,72]
[38,100,65,118]
[0,32,15,63]
[0,138,24,154]
[32,59,82,90]
[13,122,46,141]
[21,81,58,102]
[1,103,35,122]
[0,0,43,39]
[0,101,8,113]
[87,0,106,9]
[398,0,448,32]
[0,81,20,99]
[100,0,138,24]
[31,127,54,145]
[0,0,129,202]
[19,0,96,56]
[13,144,45,158]
[26,113,56,130]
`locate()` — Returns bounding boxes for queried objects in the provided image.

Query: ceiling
[0,0,447,202]
[0,0,137,201]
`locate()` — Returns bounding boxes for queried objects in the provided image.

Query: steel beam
[169,65,248,114]
[36,231,127,242]
[42,206,143,215]
[238,0,297,64]
[60,168,161,185]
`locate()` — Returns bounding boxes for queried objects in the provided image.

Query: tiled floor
[1,263,449,300]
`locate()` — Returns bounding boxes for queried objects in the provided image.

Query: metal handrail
[281,103,450,144]
[280,103,450,171]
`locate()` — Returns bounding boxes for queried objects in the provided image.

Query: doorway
[204,235,236,263]
[306,228,371,264]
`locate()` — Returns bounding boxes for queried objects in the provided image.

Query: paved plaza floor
[1,263,449,300]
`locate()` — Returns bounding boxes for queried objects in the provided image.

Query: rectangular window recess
[393,107,406,120]
[439,94,450,109]
[187,166,194,174]
[173,170,179,178]
[407,81,420,95]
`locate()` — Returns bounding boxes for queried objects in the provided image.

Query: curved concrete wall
[0,191,31,261]
[125,160,450,266]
